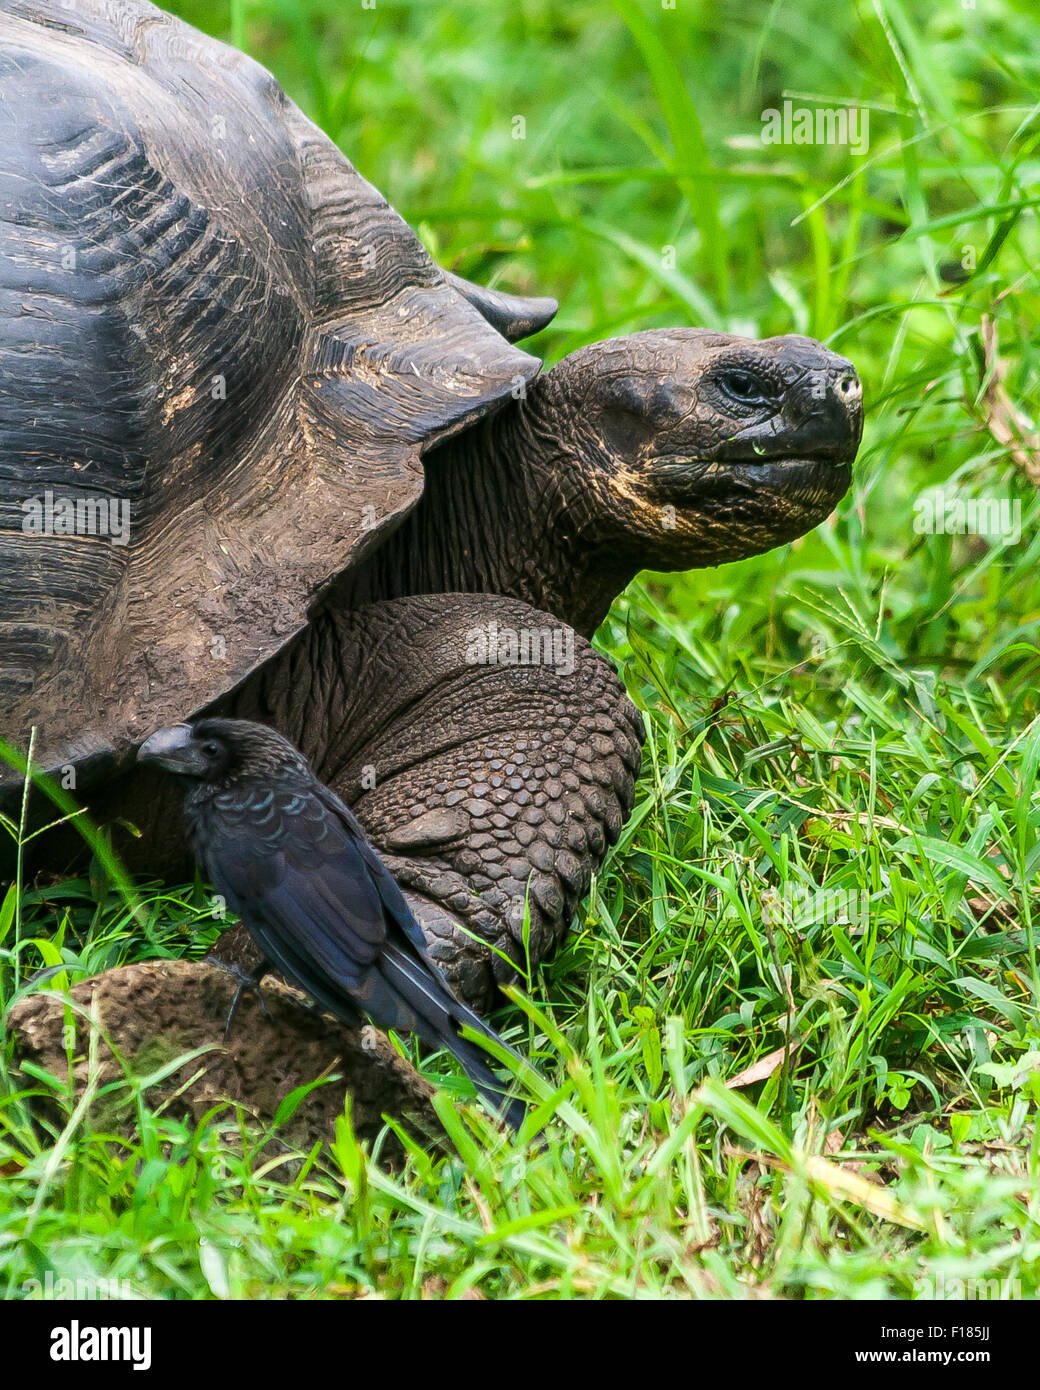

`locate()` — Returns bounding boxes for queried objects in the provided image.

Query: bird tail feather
[380,944,528,1131]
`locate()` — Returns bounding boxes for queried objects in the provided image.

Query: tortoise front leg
[243,594,644,1012]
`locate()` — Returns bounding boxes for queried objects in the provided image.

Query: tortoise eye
[718,369,770,406]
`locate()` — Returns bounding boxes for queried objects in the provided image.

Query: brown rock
[6,959,443,1163]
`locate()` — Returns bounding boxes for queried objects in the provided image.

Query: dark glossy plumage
[138,717,527,1129]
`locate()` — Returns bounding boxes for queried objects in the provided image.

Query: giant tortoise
[1,0,862,1114]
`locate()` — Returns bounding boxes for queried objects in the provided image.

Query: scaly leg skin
[240,594,645,1012]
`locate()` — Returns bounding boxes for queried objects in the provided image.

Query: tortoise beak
[137,723,206,775]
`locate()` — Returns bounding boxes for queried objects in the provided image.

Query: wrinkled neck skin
[344,391,634,638]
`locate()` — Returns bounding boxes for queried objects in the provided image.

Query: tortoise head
[531,328,862,575]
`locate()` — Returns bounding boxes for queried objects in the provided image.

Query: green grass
[3,0,1040,1299]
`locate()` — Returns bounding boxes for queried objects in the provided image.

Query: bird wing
[193,774,528,1127]
[197,783,393,1021]
[311,781,436,959]
[306,785,529,1070]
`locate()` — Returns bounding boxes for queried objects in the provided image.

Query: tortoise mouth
[637,454,853,563]
[653,454,853,506]
[721,456,852,499]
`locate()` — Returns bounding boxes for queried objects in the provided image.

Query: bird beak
[137,723,207,775]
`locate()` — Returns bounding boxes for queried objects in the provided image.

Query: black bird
[137,717,528,1130]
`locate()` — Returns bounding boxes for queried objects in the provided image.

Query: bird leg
[204,956,273,1038]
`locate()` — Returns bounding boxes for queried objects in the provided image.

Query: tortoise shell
[0,0,553,786]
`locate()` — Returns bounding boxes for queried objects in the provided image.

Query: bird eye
[718,369,770,406]
[201,741,221,758]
